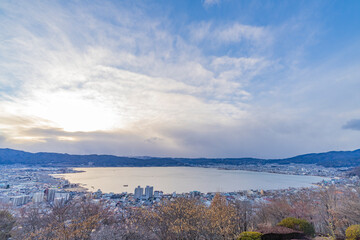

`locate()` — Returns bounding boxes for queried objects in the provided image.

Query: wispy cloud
[202,0,222,7]
[0,0,360,158]
[189,21,269,47]
[0,0,258,156]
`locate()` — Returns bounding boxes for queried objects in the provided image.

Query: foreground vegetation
[2,186,360,239]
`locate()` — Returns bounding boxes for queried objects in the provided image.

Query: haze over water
[55,167,326,194]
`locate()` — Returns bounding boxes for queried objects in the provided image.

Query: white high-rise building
[55,192,70,202]
[13,195,30,206]
[54,197,64,206]
[47,188,57,202]
[33,192,44,203]
[154,191,162,198]
[145,186,153,199]
[134,186,143,199]
[0,197,10,204]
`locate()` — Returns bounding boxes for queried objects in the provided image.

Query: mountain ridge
[0,148,360,168]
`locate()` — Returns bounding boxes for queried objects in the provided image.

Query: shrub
[0,210,16,239]
[346,224,360,240]
[277,217,315,236]
[238,231,263,240]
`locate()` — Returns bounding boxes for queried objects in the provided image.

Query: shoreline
[57,163,339,177]
[52,166,330,195]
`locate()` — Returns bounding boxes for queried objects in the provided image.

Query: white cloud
[189,21,269,48]
[202,0,221,7]
[216,23,266,43]
[2,0,358,158]
[0,0,261,155]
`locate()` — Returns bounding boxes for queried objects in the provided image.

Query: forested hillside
[0,148,360,168]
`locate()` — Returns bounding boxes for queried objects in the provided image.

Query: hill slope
[0,148,360,168]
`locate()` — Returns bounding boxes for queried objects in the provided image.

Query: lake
[53,167,326,194]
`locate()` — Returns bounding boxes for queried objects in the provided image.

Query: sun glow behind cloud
[0,0,360,158]
[0,0,254,139]
[22,91,119,132]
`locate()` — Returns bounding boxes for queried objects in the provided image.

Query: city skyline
[1,0,360,158]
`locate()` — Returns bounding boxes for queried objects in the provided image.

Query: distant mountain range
[0,148,360,168]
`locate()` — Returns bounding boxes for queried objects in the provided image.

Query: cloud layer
[0,0,360,158]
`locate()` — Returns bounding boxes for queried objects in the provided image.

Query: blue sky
[0,0,360,158]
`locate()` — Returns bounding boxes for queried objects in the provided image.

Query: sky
[0,0,360,158]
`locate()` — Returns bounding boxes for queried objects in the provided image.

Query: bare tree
[207,194,241,239]
[0,210,15,240]
[234,200,253,232]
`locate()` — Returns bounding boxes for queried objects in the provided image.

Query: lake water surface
[54,167,326,193]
